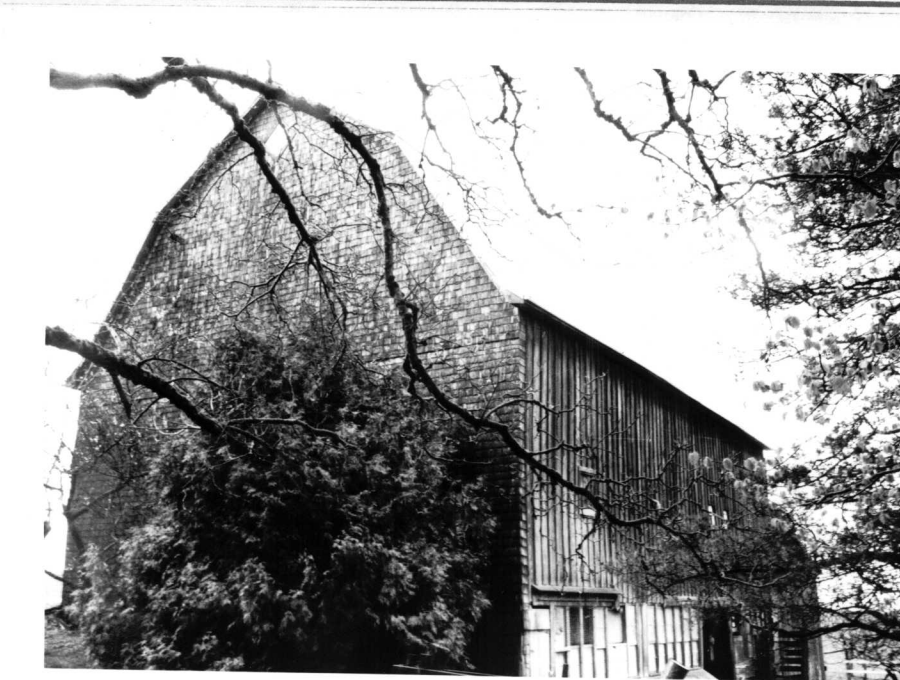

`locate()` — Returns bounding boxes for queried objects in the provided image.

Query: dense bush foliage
[70,326,494,672]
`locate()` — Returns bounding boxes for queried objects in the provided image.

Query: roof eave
[513,298,770,451]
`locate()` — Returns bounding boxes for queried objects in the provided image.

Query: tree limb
[46,325,226,440]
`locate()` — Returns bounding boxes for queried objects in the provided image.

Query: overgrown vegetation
[69,323,494,672]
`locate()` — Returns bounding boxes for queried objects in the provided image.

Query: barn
[62,97,819,679]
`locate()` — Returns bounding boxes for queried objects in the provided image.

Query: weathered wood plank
[521,308,763,595]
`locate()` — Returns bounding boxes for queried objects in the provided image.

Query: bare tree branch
[226,417,357,450]
[491,65,564,221]
[46,325,226,440]
[654,69,726,202]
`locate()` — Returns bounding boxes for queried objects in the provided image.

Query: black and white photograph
[12,2,900,678]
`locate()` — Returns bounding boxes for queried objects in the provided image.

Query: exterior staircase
[776,636,808,680]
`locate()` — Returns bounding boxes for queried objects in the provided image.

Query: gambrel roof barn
[65,97,819,679]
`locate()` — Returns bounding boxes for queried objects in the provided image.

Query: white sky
[4,3,900,675]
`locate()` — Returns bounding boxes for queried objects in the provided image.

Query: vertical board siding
[522,308,763,596]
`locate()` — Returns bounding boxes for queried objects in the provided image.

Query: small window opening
[567,606,594,646]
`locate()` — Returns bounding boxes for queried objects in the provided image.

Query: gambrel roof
[83,96,768,450]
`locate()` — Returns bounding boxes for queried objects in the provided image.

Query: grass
[44,613,94,669]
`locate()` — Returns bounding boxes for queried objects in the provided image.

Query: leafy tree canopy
[738,74,900,667]
[588,70,900,669]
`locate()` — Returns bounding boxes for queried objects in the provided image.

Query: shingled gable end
[67,99,814,679]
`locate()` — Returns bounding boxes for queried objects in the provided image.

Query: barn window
[555,605,630,678]
[578,466,599,520]
[707,504,730,529]
[553,604,612,678]
[567,606,595,646]
[547,602,703,678]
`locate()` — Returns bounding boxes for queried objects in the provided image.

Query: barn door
[551,605,598,677]
[703,612,736,679]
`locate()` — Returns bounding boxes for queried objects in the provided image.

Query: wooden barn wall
[520,307,764,598]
